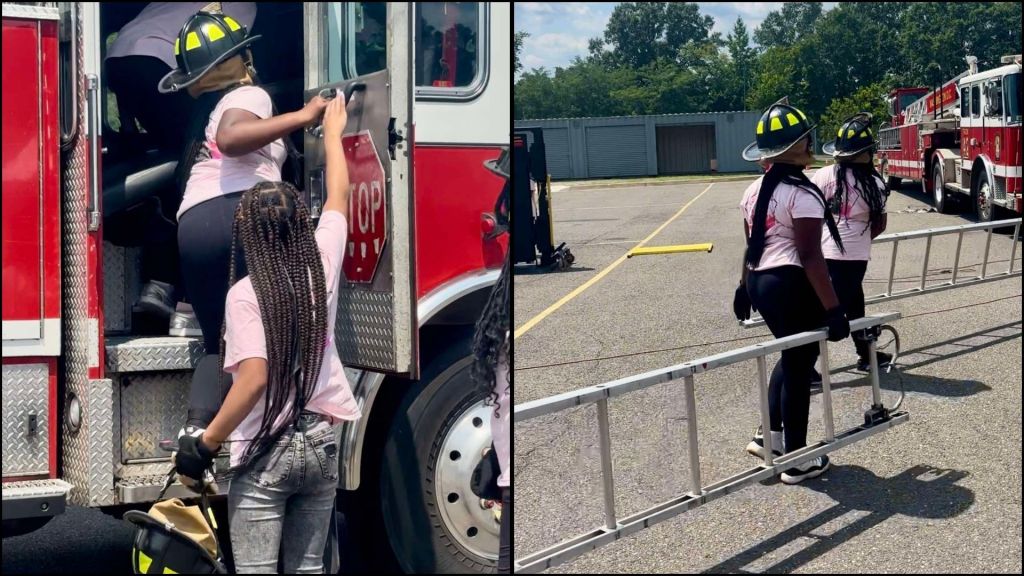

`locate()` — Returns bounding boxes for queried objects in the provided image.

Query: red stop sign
[341,131,386,283]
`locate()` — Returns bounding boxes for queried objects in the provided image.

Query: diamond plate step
[1,479,73,521]
[105,336,206,373]
[117,462,229,504]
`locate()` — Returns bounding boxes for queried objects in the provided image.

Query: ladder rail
[741,218,1022,329]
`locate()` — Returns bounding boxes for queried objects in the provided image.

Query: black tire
[931,160,952,214]
[881,158,901,189]
[974,169,994,222]
[380,332,497,574]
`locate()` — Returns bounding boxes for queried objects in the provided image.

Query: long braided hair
[831,157,889,235]
[472,252,510,416]
[220,181,328,472]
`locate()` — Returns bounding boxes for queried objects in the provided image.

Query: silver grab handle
[86,74,100,231]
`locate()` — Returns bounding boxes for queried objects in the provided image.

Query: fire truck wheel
[931,160,952,214]
[881,160,901,189]
[380,334,498,574]
[973,169,994,222]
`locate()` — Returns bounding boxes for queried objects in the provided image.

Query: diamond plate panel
[119,372,190,461]
[103,242,126,332]
[61,7,117,507]
[335,288,396,370]
[106,336,205,373]
[1,364,51,476]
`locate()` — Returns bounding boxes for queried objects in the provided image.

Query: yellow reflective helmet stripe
[838,128,843,137]
[756,120,764,135]
[174,38,180,56]
[785,112,799,126]
[223,16,242,31]
[847,128,855,138]
[204,23,226,42]
[185,31,201,51]
[859,130,868,138]
[164,567,178,574]
[770,117,783,131]
[137,550,153,573]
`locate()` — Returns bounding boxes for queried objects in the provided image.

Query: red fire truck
[877,54,1022,221]
[1,2,508,573]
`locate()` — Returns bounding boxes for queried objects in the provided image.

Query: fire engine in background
[1,2,508,573]
[877,54,1022,221]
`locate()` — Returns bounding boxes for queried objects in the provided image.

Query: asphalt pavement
[514,175,1023,573]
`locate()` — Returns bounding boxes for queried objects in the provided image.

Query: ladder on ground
[741,218,1021,329]
[514,313,907,573]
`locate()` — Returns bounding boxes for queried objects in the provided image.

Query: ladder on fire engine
[514,313,907,573]
[741,218,1022,329]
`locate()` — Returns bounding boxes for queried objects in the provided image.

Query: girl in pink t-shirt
[814,112,891,371]
[175,96,354,573]
[471,252,510,573]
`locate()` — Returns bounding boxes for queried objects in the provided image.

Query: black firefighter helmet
[157,10,260,94]
[741,97,816,162]
[822,112,876,158]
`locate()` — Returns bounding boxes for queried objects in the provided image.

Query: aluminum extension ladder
[514,313,908,573]
[741,218,1022,329]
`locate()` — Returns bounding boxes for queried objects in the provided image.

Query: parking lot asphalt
[513,174,1023,573]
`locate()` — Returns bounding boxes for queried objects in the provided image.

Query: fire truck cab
[878,55,1022,221]
[2,2,508,573]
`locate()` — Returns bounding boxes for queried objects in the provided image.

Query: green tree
[726,17,756,109]
[753,2,823,50]
[514,31,528,75]
[819,82,890,148]
[514,68,560,120]
[603,2,716,68]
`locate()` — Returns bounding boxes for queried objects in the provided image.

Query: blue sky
[515,2,839,78]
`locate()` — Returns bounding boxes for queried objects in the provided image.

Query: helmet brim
[157,35,261,94]
[741,124,816,162]
[823,139,875,158]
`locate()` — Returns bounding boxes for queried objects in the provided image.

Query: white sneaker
[745,425,784,460]
[169,310,202,337]
[780,455,830,484]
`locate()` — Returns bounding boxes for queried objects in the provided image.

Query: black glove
[175,433,217,486]
[825,306,850,342]
[733,284,752,321]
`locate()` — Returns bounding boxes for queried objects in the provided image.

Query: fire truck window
[1005,73,1021,124]
[984,81,1002,117]
[898,93,919,112]
[326,3,387,82]
[960,87,969,118]
[970,85,980,118]
[415,2,484,98]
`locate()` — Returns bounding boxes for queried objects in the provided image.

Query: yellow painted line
[513,183,715,340]
[627,243,713,257]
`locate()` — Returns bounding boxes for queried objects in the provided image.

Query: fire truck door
[303,3,416,376]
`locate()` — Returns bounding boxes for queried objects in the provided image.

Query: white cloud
[562,3,592,16]
[522,54,547,70]
[519,2,555,13]
[530,32,590,54]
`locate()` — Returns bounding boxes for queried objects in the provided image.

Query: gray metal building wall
[514,111,761,180]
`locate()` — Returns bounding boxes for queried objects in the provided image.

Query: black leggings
[178,192,248,427]
[826,259,873,359]
[746,266,825,452]
[498,487,511,574]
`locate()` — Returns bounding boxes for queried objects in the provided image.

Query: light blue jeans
[228,414,339,574]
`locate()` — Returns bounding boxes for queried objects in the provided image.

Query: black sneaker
[745,425,783,461]
[780,455,830,484]
[856,351,893,372]
[135,280,176,319]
